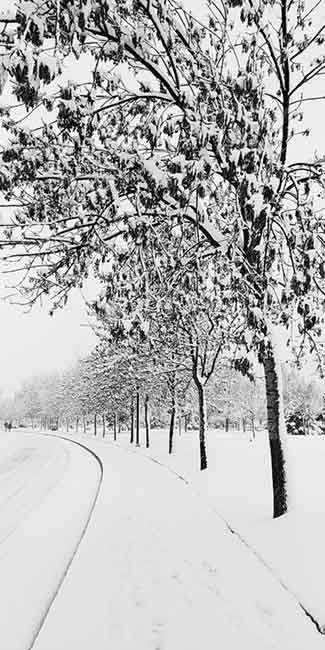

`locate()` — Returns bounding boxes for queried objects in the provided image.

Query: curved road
[0,431,101,650]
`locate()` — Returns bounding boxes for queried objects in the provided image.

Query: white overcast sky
[0,281,97,396]
[0,0,324,396]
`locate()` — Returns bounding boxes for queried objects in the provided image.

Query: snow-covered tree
[1,0,325,515]
[91,305,190,451]
[92,227,241,469]
[283,368,324,435]
[13,378,42,427]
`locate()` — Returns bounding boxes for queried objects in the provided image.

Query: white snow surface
[1,427,325,649]
[29,429,324,650]
[0,431,101,650]
[115,429,325,633]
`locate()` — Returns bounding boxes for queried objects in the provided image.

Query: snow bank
[0,432,102,650]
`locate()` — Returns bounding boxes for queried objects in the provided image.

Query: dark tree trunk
[113,413,117,441]
[102,414,105,438]
[168,373,176,454]
[251,416,256,441]
[195,379,208,471]
[178,415,182,437]
[136,388,140,446]
[145,394,150,448]
[66,417,69,433]
[263,345,289,519]
[242,418,246,433]
[76,417,79,434]
[225,417,229,432]
[94,413,97,436]
[184,414,188,432]
[130,399,134,444]
[169,403,176,454]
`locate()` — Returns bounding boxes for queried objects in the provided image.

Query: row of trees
[2,347,323,447]
[0,347,267,449]
[1,0,325,516]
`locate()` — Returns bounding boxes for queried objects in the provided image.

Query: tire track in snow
[23,434,104,650]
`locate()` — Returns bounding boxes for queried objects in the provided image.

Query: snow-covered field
[1,427,325,649]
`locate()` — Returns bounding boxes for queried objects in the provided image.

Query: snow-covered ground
[1,427,325,649]
[0,431,101,650]
[32,429,325,649]
[114,428,325,633]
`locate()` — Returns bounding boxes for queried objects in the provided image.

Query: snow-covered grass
[110,427,325,633]
[0,431,101,650]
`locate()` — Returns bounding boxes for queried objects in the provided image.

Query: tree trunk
[195,379,208,471]
[83,415,86,435]
[168,374,176,454]
[76,417,79,434]
[145,394,150,448]
[263,338,291,519]
[102,414,105,438]
[225,417,229,432]
[130,399,134,444]
[136,388,140,446]
[184,414,188,432]
[66,417,69,433]
[178,415,182,437]
[242,418,246,433]
[169,403,176,454]
[94,413,97,436]
[251,416,255,441]
[113,412,117,441]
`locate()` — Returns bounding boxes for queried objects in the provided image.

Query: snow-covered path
[31,437,324,650]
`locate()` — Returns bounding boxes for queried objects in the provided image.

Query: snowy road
[0,435,68,545]
[24,436,323,650]
[0,432,102,650]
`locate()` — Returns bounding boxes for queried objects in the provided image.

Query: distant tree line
[0,347,267,456]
